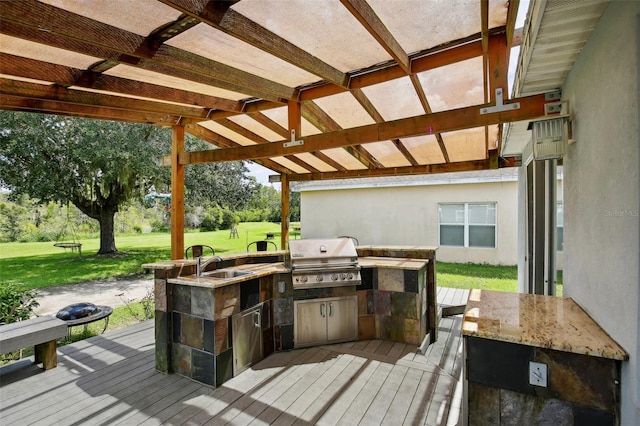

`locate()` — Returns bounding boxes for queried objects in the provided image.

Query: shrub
[117,287,155,322]
[221,209,239,230]
[0,283,39,325]
[184,212,202,229]
[237,208,268,222]
[201,206,223,231]
[150,219,169,232]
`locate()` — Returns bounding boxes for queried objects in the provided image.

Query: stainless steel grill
[288,238,361,289]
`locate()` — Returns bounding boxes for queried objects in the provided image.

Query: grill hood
[288,238,361,288]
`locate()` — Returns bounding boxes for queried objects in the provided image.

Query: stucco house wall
[561,2,639,424]
[298,171,529,265]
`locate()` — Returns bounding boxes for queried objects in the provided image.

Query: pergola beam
[0,95,180,125]
[302,100,382,169]
[0,51,246,112]
[0,0,295,102]
[179,93,551,165]
[288,159,494,181]
[0,78,212,120]
[185,124,292,174]
[351,88,419,166]
[409,75,450,162]
[340,0,411,74]
[506,0,521,47]
[299,35,488,102]
[158,0,349,88]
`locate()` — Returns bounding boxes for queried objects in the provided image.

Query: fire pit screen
[56,302,99,320]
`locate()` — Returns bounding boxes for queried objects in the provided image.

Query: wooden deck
[0,287,469,426]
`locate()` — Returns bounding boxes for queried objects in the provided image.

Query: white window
[438,203,496,248]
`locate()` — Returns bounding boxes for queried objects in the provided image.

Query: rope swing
[53,203,82,257]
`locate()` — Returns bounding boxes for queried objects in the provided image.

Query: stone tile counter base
[145,246,437,389]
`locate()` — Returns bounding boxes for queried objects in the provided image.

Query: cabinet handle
[254,311,261,327]
[329,302,334,317]
[320,303,325,317]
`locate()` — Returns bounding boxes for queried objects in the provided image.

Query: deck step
[442,304,467,317]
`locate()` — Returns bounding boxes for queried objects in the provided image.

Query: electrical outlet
[529,362,548,387]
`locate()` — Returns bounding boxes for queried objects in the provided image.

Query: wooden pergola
[0,0,559,258]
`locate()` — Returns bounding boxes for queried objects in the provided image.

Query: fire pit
[56,302,113,338]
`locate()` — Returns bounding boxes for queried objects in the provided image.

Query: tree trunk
[97,209,118,254]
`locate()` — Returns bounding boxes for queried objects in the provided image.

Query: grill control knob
[300,275,308,283]
[331,274,339,281]
[347,273,353,279]
[340,273,347,280]
[316,275,323,282]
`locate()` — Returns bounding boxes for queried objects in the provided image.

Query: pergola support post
[171,125,185,260]
[281,174,290,249]
[282,99,300,248]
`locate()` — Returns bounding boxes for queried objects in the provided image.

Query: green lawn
[0,222,285,290]
[438,262,564,296]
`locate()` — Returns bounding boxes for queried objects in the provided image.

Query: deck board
[293,354,366,425]
[358,364,409,425]
[382,366,423,425]
[0,287,467,426]
[271,352,355,425]
[334,361,393,425]
[313,359,382,425]
[403,369,440,425]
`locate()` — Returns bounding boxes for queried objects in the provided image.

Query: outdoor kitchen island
[144,244,437,388]
[462,289,628,425]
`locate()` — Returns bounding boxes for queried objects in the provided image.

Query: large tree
[184,160,260,211]
[0,111,170,254]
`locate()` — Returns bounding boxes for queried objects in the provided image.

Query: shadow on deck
[0,287,469,426]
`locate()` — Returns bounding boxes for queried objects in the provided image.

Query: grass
[0,222,286,290]
[438,262,564,296]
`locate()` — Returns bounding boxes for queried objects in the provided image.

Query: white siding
[300,179,519,265]
[562,2,640,424]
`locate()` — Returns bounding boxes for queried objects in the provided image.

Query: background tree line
[0,111,299,250]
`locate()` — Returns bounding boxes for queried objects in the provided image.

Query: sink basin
[201,269,254,279]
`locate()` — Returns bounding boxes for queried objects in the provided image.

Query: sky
[247,161,280,189]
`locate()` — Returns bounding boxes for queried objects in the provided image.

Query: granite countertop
[359,256,427,270]
[462,289,628,361]
[142,250,288,270]
[149,251,428,289]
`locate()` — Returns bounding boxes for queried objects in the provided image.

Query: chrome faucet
[197,255,223,277]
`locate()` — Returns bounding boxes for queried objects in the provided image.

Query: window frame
[438,202,497,248]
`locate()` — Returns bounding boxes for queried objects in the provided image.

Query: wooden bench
[0,316,67,370]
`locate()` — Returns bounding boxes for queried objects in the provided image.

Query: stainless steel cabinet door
[232,305,263,375]
[327,295,357,342]
[294,295,358,348]
[294,299,327,346]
